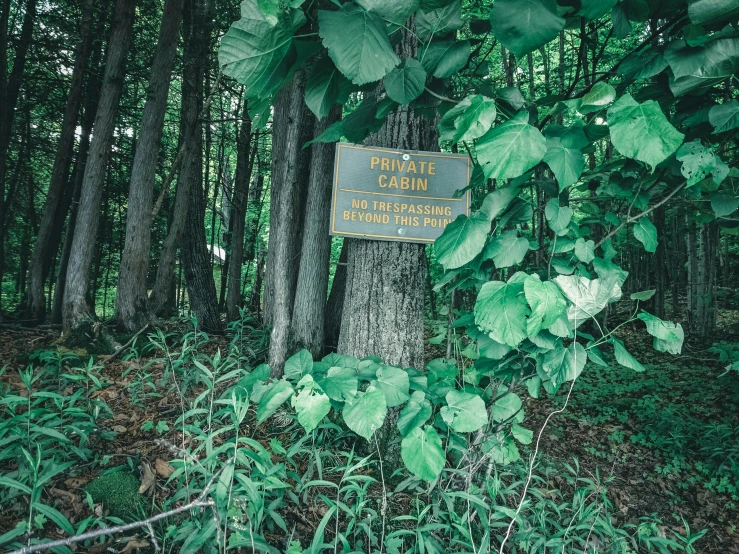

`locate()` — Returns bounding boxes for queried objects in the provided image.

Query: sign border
[330,143,471,244]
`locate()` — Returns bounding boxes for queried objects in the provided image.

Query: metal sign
[330,143,470,243]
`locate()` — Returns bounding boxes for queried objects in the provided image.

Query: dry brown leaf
[120,539,149,553]
[87,540,111,554]
[138,462,156,495]
[112,425,127,433]
[154,458,174,479]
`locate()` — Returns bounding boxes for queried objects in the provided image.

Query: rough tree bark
[50,40,103,324]
[180,0,221,332]
[26,0,93,322]
[62,0,136,333]
[289,106,341,357]
[115,0,185,332]
[338,21,435,372]
[148,0,206,317]
[263,69,313,375]
[225,103,253,322]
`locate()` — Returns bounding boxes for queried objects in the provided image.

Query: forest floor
[0,315,738,553]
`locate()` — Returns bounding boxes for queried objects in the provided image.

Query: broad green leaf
[511,424,533,445]
[485,437,521,465]
[541,342,587,387]
[630,289,656,301]
[479,185,520,222]
[543,137,585,190]
[476,111,547,180]
[342,384,387,440]
[420,39,470,78]
[284,349,313,380]
[475,279,528,347]
[618,50,668,82]
[376,366,410,407]
[438,94,497,143]
[544,200,573,234]
[383,58,426,104]
[401,426,445,481]
[577,0,618,19]
[305,55,353,119]
[356,0,420,29]
[524,274,567,336]
[709,100,739,133]
[612,338,645,372]
[219,0,305,99]
[478,333,512,359]
[316,366,358,402]
[435,213,489,270]
[632,217,658,253]
[711,193,739,217]
[484,230,529,268]
[397,391,433,437]
[688,0,739,26]
[307,120,345,145]
[574,238,595,264]
[677,140,713,186]
[291,388,331,432]
[489,0,565,58]
[593,257,629,286]
[440,390,488,432]
[638,311,684,355]
[607,94,684,168]
[319,4,399,85]
[665,38,739,96]
[580,82,616,112]
[256,380,295,424]
[554,275,622,327]
[415,0,462,40]
[491,390,522,423]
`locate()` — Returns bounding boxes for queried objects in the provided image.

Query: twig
[6,498,214,554]
[6,458,233,554]
[594,182,686,249]
[103,324,150,363]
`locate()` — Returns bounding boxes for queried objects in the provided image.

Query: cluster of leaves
[0,351,116,547]
[0,319,709,553]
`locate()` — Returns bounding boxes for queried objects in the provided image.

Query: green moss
[86,471,144,519]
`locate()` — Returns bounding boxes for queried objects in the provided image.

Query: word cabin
[369,156,435,191]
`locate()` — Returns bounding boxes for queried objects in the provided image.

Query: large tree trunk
[289,106,341,357]
[26,0,94,322]
[225,103,253,322]
[264,70,313,375]
[179,0,221,332]
[62,0,136,333]
[338,42,435,370]
[115,0,184,331]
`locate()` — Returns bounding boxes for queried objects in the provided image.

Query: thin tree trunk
[149,0,206,317]
[324,238,347,354]
[180,0,221,332]
[0,0,37,224]
[289,106,341,357]
[226,103,253,322]
[115,0,185,331]
[263,68,313,375]
[62,0,136,333]
[26,0,93,322]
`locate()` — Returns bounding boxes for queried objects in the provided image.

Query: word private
[330,143,470,243]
